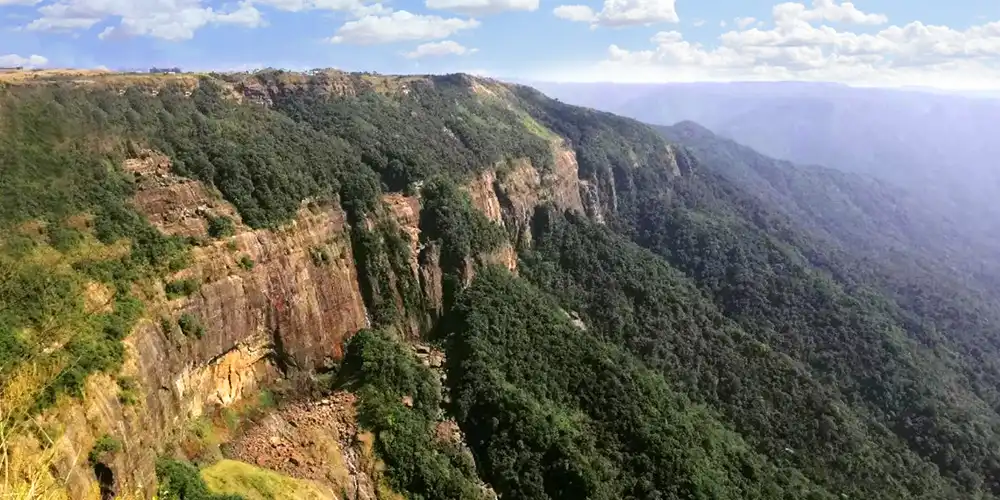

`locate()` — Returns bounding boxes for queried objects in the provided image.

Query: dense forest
[3,70,1000,498]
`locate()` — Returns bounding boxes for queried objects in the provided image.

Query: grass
[519,111,559,141]
[201,460,336,500]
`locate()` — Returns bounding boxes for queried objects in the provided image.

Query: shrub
[117,376,140,406]
[178,313,205,339]
[156,457,244,500]
[88,434,122,464]
[165,278,201,299]
[46,223,84,252]
[237,255,254,271]
[342,329,484,500]
[309,246,331,267]
[206,215,235,239]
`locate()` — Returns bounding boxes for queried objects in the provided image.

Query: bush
[166,278,201,299]
[237,255,254,271]
[206,215,235,239]
[419,177,505,269]
[46,223,85,252]
[161,316,176,335]
[156,457,244,500]
[178,313,205,339]
[88,434,122,464]
[342,330,485,500]
[309,246,331,267]
[117,376,140,406]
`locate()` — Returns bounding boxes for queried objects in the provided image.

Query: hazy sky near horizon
[2,0,999,89]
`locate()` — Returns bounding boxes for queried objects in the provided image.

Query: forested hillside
[2,70,1000,499]
[534,81,1000,291]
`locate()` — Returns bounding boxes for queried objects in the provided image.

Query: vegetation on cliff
[341,329,484,500]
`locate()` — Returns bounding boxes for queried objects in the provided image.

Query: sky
[2,0,1000,90]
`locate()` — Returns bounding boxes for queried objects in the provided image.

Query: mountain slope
[1,70,1000,499]
[656,121,1000,291]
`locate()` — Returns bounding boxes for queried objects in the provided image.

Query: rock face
[170,204,367,373]
[492,141,588,245]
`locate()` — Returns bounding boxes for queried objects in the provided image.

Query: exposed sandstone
[171,203,367,372]
[418,243,445,326]
[381,194,422,277]
[464,170,505,226]
[494,140,587,243]
[126,150,243,238]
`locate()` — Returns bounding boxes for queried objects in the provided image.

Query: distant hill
[532,81,1000,233]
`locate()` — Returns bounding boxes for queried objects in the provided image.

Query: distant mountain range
[529,80,1000,260]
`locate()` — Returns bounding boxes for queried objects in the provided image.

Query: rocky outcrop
[665,143,697,176]
[382,194,422,276]
[127,149,244,238]
[465,170,506,225]
[489,140,588,244]
[418,243,445,327]
[28,159,370,498]
[35,373,157,499]
[224,393,386,500]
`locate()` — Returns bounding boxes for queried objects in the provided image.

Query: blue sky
[3,0,1000,89]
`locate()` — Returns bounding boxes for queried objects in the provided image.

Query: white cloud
[735,17,756,29]
[27,16,102,31]
[693,19,705,27]
[330,10,480,44]
[425,0,538,15]
[0,54,47,67]
[773,0,887,26]
[26,0,265,40]
[720,20,727,27]
[553,5,595,23]
[250,0,389,17]
[562,0,1000,90]
[404,40,477,58]
[554,0,678,28]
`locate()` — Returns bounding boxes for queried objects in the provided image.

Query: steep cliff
[10,160,373,498]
